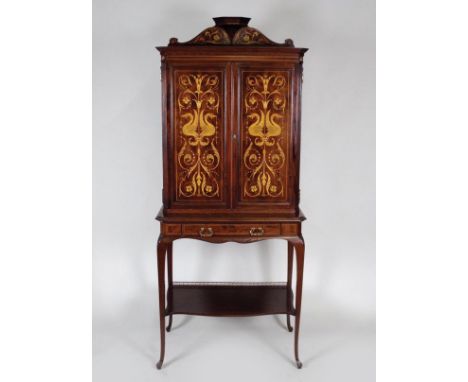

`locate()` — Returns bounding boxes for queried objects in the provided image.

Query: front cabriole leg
[290,236,305,369]
[286,241,294,332]
[166,241,173,332]
[156,237,167,369]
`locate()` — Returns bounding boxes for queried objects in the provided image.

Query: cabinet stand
[156,219,305,369]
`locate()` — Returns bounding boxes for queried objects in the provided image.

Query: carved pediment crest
[168,17,294,47]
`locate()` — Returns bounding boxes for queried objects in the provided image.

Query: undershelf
[166,282,295,317]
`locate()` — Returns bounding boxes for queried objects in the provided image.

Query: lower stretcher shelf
[166,282,295,317]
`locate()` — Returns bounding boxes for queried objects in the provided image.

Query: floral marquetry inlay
[186,27,230,45]
[242,72,289,199]
[175,72,223,199]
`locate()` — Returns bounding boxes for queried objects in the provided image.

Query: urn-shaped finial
[213,17,251,38]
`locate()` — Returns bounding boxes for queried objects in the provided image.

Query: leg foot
[296,361,303,369]
[286,314,293,332]
[156,360,163,370]
[166,315,173,332]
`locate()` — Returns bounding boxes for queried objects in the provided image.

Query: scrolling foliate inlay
[175,72,222,199]
[242,73,289,199]
[186,27,230,45]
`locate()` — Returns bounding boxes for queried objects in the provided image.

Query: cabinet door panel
[237,69,293,206]
[170,67,228,207]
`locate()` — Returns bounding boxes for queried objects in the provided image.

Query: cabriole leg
[286,241,294,332]
[156,238,167,370]
[291,237,305,369]
[166,241,173,332]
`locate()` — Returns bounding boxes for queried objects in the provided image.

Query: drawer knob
[250,227,264,237]
[200,227,214,237]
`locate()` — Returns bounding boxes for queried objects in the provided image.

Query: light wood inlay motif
[242,72,289,199]
[187,27,230,45]
[233,27,274,45]
[175,72,222,199]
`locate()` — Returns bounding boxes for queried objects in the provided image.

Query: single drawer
[182,224,281,238]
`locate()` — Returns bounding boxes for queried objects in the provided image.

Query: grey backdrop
[93,0,375,381]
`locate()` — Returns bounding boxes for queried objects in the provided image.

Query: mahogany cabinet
[155,17,307,369]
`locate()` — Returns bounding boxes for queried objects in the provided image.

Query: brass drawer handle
[200,227,214,237]
[250,227,264,237]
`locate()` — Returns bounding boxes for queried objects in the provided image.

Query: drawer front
[182,224,281,238]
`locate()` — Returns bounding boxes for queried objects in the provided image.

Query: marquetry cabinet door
[167,64,229,208]
[235,65,298,209]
